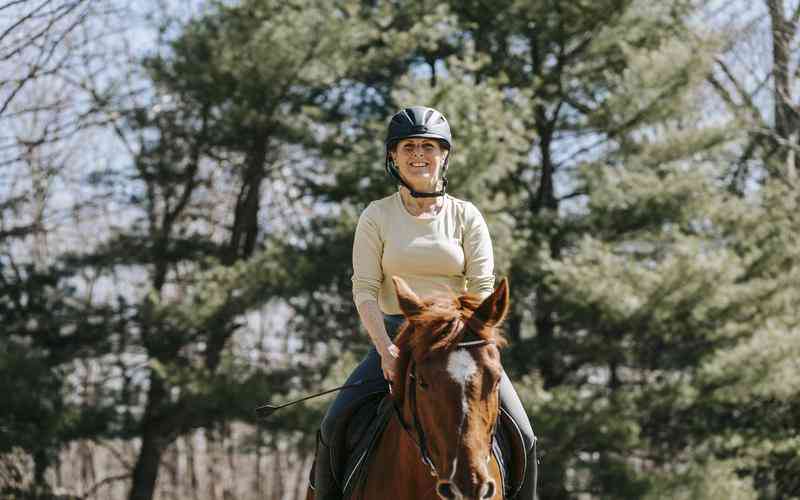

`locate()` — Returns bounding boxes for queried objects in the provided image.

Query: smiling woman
[308,106,537,500]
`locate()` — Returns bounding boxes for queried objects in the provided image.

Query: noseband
[394,335,498,479]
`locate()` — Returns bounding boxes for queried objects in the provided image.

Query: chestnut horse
[307,277,510,500]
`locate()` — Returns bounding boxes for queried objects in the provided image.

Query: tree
[69,1,468,498]
[311,1,749,497]
[437,1,743,497]
[688,1,800,497]
[1,2,138,496]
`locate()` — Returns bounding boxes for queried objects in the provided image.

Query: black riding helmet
[385,106,452,198]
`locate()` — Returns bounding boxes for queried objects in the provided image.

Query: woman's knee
[499,374,536,450]
[318,347,386,445]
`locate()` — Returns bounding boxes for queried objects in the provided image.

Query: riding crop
[255,376,385,419]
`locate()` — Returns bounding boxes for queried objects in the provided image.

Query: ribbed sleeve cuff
[352,277,381,306]
[467,275,495,298]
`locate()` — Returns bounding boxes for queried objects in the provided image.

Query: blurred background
[1,0,799,499]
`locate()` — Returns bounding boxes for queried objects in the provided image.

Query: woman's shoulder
[364,192,397,210]
[446,194,482,218]
[360,192,399,221]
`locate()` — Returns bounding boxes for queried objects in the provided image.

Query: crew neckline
[394,191,449,220]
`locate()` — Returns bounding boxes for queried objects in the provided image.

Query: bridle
[393,318,500,479]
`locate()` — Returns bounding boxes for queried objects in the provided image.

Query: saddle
[328,394,528,498]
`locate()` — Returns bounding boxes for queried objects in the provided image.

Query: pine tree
[68,1,469,499]
[438,1,745,497]
[687,1,800,497]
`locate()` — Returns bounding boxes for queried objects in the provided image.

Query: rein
[393,336,496,479]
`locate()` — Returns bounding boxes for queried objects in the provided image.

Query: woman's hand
[379,343,400,383]
[354,299,400,384]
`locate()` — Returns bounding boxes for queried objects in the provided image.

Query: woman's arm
[356,300,398,380]
[464,202,495,298]
[356,300,397,358]
[352,206,399,380]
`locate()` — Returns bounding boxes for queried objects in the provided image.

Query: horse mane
[395,293,508,360]
[391,292,507,407]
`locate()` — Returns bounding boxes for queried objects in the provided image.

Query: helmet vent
[393,112,410,125]
[423,109,434,124]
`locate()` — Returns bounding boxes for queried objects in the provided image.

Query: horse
[343,276,511,500]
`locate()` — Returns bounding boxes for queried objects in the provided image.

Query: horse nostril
[480,480,496,499]
[436,481,456,499]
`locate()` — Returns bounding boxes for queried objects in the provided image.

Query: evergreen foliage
[2,0,799,498]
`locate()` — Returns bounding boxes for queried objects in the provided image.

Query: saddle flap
[495,407,527,498]
[338,394,394,497]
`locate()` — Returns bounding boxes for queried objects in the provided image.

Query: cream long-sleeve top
[352,192,495,314]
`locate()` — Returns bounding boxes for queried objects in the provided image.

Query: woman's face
[391,138,449,192]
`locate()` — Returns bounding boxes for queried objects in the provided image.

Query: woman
[313,106,537,499]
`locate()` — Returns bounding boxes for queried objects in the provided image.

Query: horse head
[392,277,510,500]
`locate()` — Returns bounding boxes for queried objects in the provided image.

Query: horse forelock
[394,293,508,364]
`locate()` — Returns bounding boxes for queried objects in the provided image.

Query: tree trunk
[33,448,48,488]
[766,0,799,180]
[166,442,179,498]
[226,135,269,265]
[128,374,169,500]
[128,428,167,500]
[293,449,313,500]
[185,433,200,500]
[271,443,285,500]
[225,424,236,500]
[532,123,562,390]
[255,424,264,498]
[766,0,794,139]
[207,428,220,500]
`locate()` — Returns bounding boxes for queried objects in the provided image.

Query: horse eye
[418,376,429,390]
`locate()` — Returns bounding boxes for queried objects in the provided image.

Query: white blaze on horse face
[446,350,478,417]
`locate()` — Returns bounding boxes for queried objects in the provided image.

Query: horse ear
[393,276,424,318]
[472,278,510,327]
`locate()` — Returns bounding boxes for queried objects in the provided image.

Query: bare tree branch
[0,0,87,60]
[711,56,766,126]
[0,0,51,45]
[0,0,31,12]
[0,0,90,116]
[82,473,131,498]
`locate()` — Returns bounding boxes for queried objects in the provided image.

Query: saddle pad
[340,394,394,498]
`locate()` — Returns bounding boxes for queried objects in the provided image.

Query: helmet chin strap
[386,155,450,198]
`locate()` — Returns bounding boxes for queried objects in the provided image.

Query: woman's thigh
[499,372,536,448]
[320,348,387,442]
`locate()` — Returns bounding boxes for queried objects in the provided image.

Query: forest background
[2,0,800,499]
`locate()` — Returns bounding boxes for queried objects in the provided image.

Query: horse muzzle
[436,478,496,500]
